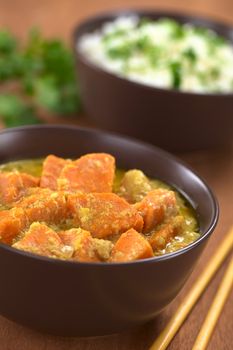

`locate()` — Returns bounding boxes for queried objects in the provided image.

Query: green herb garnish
[170,62,182,89]
[0,28,81,128]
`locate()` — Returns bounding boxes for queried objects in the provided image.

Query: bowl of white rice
[74,10,233,152]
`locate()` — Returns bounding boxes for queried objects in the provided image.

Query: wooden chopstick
[192,254,233,350]
[149,226,233,350]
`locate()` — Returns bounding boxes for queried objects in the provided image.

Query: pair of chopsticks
[149,226,233,350]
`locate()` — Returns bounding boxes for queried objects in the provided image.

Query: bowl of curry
[0,125,218,336]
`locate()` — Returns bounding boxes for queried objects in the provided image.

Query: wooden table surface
[1,1,233,349]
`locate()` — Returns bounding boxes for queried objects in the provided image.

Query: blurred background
[0,0,232,129]
[1,0,233,41]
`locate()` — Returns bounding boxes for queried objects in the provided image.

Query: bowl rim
[74,8,233,98]
[0,124,219,266]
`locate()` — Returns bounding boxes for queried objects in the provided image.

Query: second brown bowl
[74,10,233,152]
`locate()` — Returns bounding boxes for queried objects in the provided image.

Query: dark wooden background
[0,1,233,349]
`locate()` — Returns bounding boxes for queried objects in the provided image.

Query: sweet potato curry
[0,154,200,262]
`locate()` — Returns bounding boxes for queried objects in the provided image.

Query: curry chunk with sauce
[0,153,200,262]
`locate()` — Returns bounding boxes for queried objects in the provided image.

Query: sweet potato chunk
[15,189,70,224]
[58,228,83,248]
[0,208,28,244]
[149,216,184,250]
[135,189,178,233]
[110,229,153,262]
[0,172,39,205]
[58,153,115,193]
[0,190,70,244]
[59,228,113,262]
[59,228,100,262]
[67,192,143,238]
[21,173,39,187]
[13,223,73,259]
[40,155,70,190]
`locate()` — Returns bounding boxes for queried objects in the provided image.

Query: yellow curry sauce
[0,156,200,260]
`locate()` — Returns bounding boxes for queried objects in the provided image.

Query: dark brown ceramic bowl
[74,10,233,152]
[0,125,218,337]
